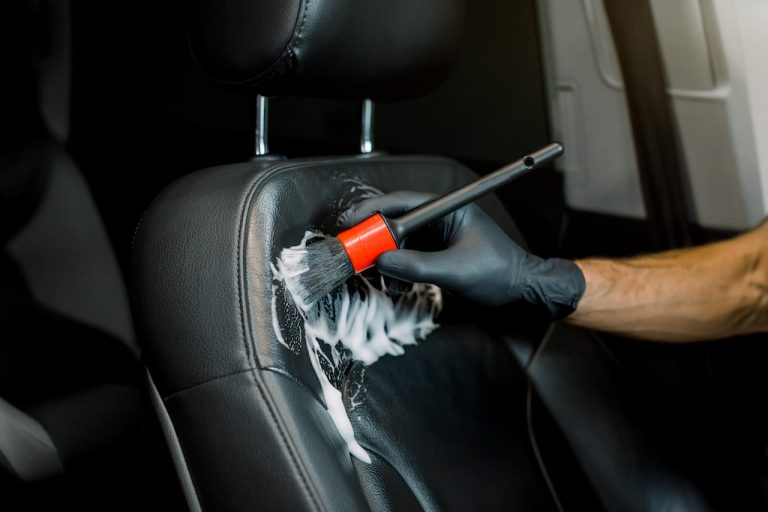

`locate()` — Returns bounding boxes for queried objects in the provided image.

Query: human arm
[347,192,768,341]
[568,221,768,341]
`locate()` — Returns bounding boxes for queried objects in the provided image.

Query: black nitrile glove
[344,191,586,320]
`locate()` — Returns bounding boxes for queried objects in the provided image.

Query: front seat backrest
[131,1,562,510]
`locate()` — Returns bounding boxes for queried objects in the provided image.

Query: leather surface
[132,154,550,511]
[528,323,712,512]
[0,124,50,245]
[7,140,137,353]
[346,324,557,511]
[187,0,464,100]
[164,370,367,511]
[0,132,139,478]
[0,397,63,481]
[0,0,140,487]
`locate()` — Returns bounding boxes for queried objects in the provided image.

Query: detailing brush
[281,143,564,306]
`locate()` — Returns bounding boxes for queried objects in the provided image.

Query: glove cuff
[523,257,586,321]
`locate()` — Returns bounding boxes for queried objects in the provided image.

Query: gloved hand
[343,191,586,320]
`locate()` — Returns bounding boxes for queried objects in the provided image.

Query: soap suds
[270,179,442,463]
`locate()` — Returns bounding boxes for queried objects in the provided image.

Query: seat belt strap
[603,0,693,249]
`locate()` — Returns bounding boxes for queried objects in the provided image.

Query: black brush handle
[387,142,564,241]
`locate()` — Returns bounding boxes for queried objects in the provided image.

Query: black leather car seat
[131,1,564,510]
[0,0,139,485]
[131,1,716,511]
[134,154,563,510]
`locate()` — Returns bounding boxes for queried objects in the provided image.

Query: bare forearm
[567,223,768,341]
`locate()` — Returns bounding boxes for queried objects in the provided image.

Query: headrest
[188,0,464,101]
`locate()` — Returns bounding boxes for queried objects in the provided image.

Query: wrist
[522,256,586,320]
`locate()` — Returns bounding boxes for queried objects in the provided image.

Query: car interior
[3,0,768,511]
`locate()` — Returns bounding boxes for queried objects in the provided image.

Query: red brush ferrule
[337,213,398,273]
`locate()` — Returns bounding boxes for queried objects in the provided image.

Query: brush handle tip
[389,142,565,239]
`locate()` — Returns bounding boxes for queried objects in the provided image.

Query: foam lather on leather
[187,0,464,100]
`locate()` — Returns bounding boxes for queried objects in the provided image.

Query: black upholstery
[526,323,713,511]
[0,131,140,480]
[0,0,139,485]
[188,0,464,100]
[132,155,563,510]
[347,324,556,510]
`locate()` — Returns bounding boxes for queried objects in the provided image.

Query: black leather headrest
[188,0,464,101]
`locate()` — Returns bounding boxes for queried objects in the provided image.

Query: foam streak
[271,230,442,463]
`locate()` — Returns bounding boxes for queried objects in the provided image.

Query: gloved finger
[357,268,408,296]
[375,248,453,287]
[375,249,427,283]
[340,191,436,228]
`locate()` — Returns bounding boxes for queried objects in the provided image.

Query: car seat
[0,0,139,485]
[130,1,716,510]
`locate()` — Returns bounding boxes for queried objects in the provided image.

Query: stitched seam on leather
[236,155,460,370]
[262,366,323,403]
[233,155,461,511]
[161,368,256,401]
[235,156,447,366]
[236,154,456,369]
[236,161,327,511]
[169,426,205,512]
[255,0,310,87]
[161,366,321,404]
[157,366,317,509]
[198,0,311,88]
[161,367,321,511]
[287,0,311,63]
[250,368,325,511]
[236,181,256,370]
[148,369,204,512]
[237,162,311,364]
[357,445,435,510]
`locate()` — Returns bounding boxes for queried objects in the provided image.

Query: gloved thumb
[375,249,434,284]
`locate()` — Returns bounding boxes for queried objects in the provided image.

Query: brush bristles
[280,237,355,306]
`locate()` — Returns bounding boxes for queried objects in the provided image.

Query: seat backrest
[132,151,565,510]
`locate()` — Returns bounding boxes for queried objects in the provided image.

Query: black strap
[603,0,693,249]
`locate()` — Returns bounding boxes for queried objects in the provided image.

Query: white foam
[271,230,442,463]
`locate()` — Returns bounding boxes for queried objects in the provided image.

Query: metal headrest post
[360,99,374,154]
[253,95,269,157]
